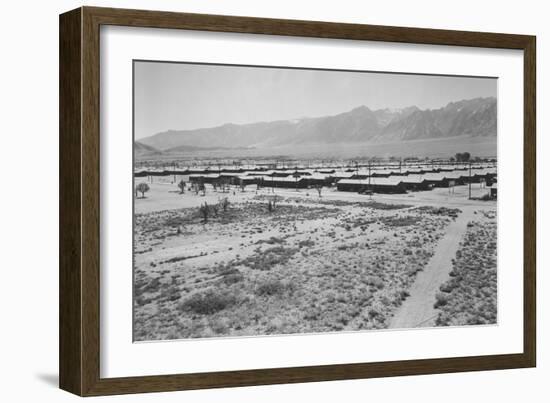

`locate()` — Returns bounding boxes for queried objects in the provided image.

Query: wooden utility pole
[368,160,371,187]
[368,160,372,197]
[468,161,472,199]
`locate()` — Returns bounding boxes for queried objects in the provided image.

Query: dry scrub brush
[435,220,497,326]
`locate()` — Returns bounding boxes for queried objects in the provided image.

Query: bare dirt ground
[133,179,496,340]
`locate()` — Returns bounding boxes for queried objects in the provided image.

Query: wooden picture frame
[59,6,536,396]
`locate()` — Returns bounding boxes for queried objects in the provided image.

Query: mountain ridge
[134,141,162,158]
[138,97,496,152]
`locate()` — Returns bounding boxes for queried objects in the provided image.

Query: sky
[134,61,497,140]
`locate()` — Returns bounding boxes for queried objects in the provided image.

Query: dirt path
[388,207,476,329]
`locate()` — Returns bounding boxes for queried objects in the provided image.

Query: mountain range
[136,97,496,155]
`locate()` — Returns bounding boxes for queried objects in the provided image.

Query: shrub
[298,239,315,248]
[199,202,209,223]
[365,275,384,289]
[211,203,219,217]
[414,206,461,217]
[220,197,230,212]
[434,292,450,308]
[135,277,161,296]
[222,272,244,285]
[395,289,410,301]
[368,308,381,319]
[256,236,285,245]
[159,285,181,302]
[380,216,421,227]
[255,279,294,297]
[480,193,493,201]
[179,289,237,315]
[439,278,459,293]
[364,201,411,210]
[209,318,230,335]
[241,246,298,271]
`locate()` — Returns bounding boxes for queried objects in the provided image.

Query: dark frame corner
[60,6,536,396]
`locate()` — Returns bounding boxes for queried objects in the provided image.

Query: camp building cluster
[134,162,497,196]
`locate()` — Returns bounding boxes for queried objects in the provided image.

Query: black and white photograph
[132,61,498,342]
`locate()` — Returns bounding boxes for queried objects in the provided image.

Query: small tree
[314,184,323,197]
[221,197,230,212]
[136,182,150,198]
[199,202,209,223]
[267,195,278,212]
[178,180,186,194]
[293,172,301,191]
[211,203,219,218]
[220,178,229,193]
[455,152,471,162]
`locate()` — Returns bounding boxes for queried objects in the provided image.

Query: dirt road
[388,207,476,329]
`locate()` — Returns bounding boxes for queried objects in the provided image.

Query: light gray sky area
[134,61,497,140]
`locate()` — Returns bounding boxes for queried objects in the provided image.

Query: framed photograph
[59,6,536,396]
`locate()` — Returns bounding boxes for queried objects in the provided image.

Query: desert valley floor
[133,178,497,341]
